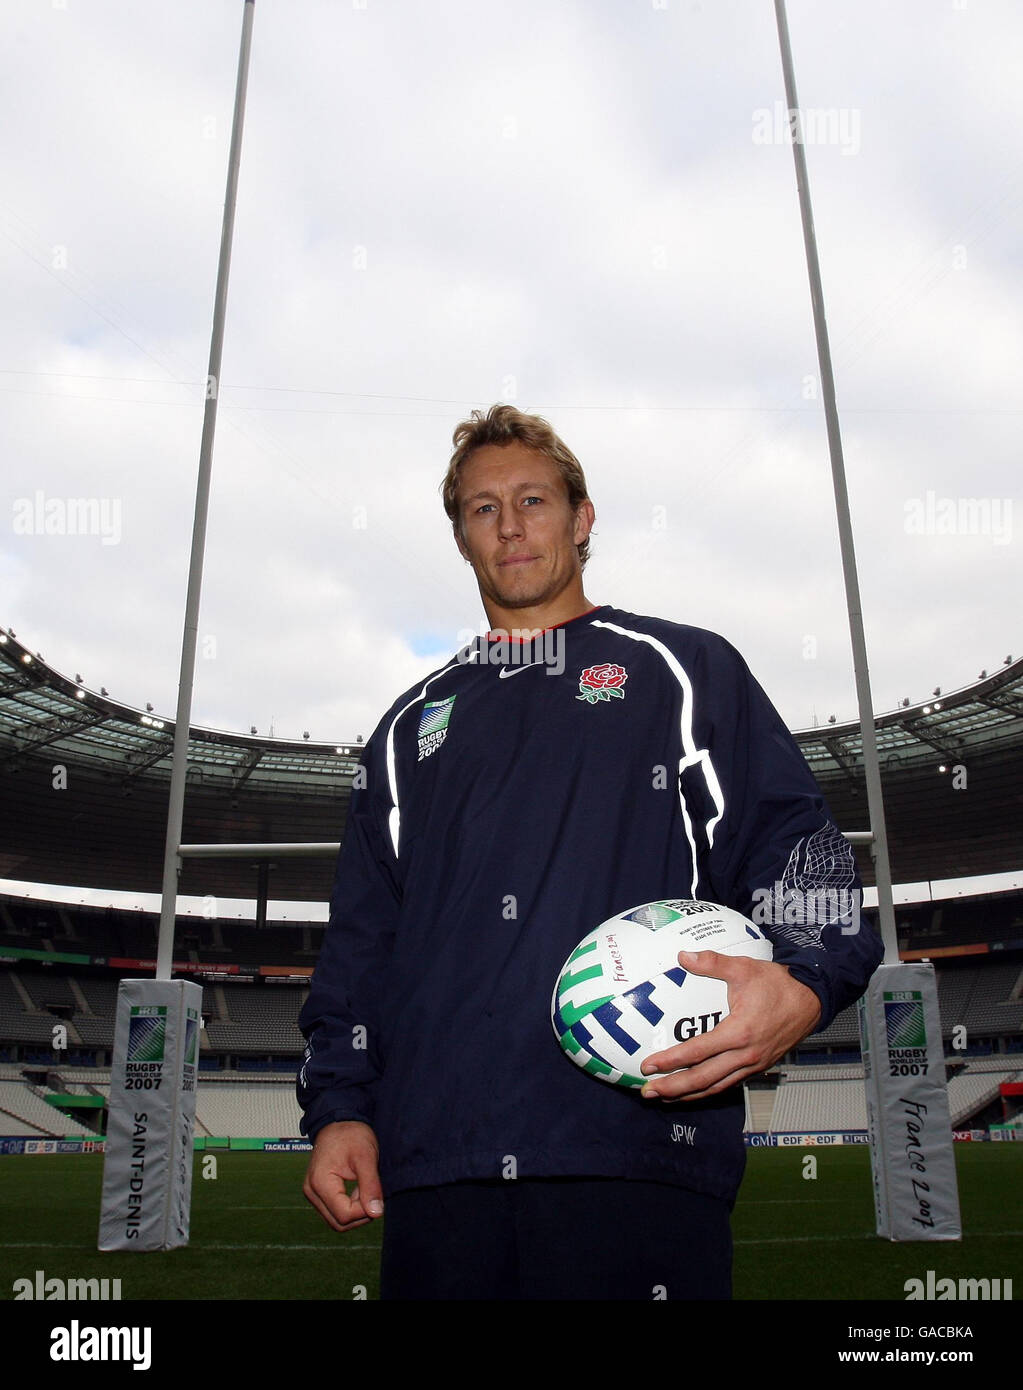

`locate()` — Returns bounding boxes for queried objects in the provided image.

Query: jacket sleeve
[686,634,884,1033]
[296,726,402,1139]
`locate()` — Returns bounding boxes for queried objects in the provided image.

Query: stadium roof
[2,625,1021,899]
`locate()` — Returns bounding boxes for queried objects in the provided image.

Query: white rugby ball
[551,898,773,1089]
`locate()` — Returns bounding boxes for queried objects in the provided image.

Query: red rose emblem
[577,663,628,703]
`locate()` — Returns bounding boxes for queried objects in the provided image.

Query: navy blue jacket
[297,605,882,1203]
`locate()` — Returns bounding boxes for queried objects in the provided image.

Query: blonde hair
[441,403,591,567]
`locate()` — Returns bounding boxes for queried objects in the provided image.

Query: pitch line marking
[6,1234,1021,1251]
[734,1231,1023,1245]
[198,1243,381,1250]
[734,1233,875,1245]
[741,1197,850,1205]
[0,1241,380,1251]
[0,1243,95,1249]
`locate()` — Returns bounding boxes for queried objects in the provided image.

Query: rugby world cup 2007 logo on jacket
[576,663,628,704]
[417,695,456,760]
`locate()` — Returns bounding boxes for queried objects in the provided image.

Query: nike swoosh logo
[498,663,545,678]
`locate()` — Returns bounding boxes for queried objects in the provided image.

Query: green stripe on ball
[557,994,614,1027]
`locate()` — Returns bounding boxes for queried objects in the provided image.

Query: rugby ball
[551,898,773,1089]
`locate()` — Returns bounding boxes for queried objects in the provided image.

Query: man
[298,403,882,1300]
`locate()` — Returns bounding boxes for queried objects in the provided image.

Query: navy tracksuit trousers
[380,1176,733,1301]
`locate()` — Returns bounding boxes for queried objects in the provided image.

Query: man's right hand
[302,1120,384,1232]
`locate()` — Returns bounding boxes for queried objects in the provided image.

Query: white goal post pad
[98,979,203,1251]
[858,962,962,1241]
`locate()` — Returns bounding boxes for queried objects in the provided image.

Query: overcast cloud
[2,0,1019,744]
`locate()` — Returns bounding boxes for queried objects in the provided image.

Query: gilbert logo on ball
[551,899,773,1089]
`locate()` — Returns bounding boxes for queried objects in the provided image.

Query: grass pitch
[0,1144,1019,1301]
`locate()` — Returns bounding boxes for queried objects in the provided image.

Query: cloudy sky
[2,0,1019,746]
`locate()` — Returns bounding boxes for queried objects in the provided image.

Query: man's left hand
[639,950,822,1101]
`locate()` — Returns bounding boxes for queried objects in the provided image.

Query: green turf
[731,1144,1022,1300]
[0,1146,1019,1300]
[0,1153,381,1301]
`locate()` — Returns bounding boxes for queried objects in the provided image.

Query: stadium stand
[769,1079,868,1132]
[70,1016,116,1049]
[0,972,64,1045]
[0,1081,95,1137]
[958,963,1023,1033]
[801,1007,862,1049]
[744,1088,776,1131]
[75,976,120,1014]
[19,973,79,1011]
[779,1065,865,1081]
[952,1054,1023,1072]
[947,1066,1023,1127]
[194,1082,305,1138]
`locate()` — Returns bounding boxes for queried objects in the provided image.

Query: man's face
[454,441,593,613]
